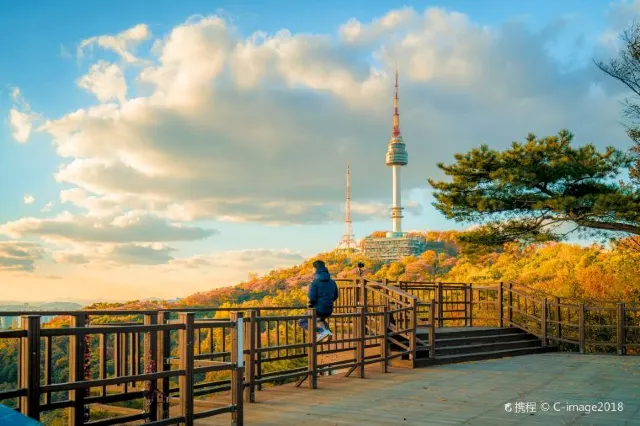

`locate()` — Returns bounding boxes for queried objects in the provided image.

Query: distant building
[363,234,428,262]
[0,316,19,329]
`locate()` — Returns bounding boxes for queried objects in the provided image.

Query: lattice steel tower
[337,162,357,250]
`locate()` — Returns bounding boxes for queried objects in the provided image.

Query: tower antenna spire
[337,162,358,251]
[392,65,401,138]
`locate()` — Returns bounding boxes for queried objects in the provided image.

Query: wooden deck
[197,353,640,426]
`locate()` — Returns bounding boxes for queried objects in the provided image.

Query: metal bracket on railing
[236,317,244,369]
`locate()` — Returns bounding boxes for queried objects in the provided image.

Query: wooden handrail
[1,285,636,426]
[1,312,247,426]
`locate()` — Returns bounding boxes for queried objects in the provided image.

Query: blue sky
[0,0,636,302]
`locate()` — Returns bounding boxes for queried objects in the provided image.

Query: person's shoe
[326,330,334,341]
[316,328,332,343]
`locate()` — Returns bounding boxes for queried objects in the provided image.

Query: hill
[2,230,638,426]
[37,302,83,311]
[101,231,640,312]
[0,301,83,311]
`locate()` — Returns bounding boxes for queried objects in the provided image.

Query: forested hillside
[173,231,640,307]
[78,230,639,313]
[1,230,639,424]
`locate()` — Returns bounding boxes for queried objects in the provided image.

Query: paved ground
[197,353,640,426]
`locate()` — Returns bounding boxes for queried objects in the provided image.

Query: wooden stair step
[413,345,557,367]
[433,339,542,357]
[416,327,525,339]
[429,332,539,347]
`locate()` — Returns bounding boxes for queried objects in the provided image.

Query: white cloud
[23,194,35,205]
[52,251,88,264]
[77,61,127,103]
[77,23,151,63]
[168,248,305,271]
[0,211,217,244]
[10,87,22,103]
[41,202,54,212]
[607,0,640,31]
[53,242,176,266]
[0,241,44,272]
[9,109,34,142]
[7,86,38,143]
[599,0,640,46]
[12,247,308,302]
[350,200,422,221]
[3,7,631,244]
[339,7,419,44]
[50,246,304,278]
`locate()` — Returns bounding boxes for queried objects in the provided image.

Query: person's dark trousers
[298,317,329,332]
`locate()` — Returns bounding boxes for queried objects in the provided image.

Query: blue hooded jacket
[307,266,339,317]
[0,404,42,425]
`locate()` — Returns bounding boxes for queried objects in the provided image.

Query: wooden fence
[0,280,434,426]
[0,311,245,426]
[381,280,640,355]
[1,279,639,425]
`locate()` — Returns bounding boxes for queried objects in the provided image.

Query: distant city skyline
[0,0,637,302]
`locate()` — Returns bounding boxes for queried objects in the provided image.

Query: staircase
[391,326,557,368]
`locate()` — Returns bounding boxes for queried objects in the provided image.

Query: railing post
[361,278,368,308]
[68,314,87,426]
[409,299,418,364]
[178,312,195,426]
[307,309,318,388]
[157,311,171,419]
[231,312,244,426]
[143,313,159,422]
[381,306,389,373]
[44,335,53,405]
[468,283,473,328]
[16,322,22,412]
[541,300,547,347]
[355,306,366,377]
[353,278,360,306]
[429,300,436,359]
[244,310,256,402]
[507,283,513,327]
[579,304,585,354]
[98,334,106,397]
[617,303,626,356]
[255,309,263,391]
[130,332,137,387]
[497,282,504,328]
[20,315,41,421]
[555,297,561,340]
[114,331,121,380]
[463,283,469,327]
[436,283,444,328]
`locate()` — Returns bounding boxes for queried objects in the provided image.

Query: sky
[0,0,638,303]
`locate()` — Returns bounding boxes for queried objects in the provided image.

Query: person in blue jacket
[298,260,339,342]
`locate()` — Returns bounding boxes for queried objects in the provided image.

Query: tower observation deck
[362,68,428,262]
[386,68,408,239]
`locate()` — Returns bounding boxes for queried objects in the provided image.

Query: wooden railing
[2,279,638,425]
[0,299,435,426]
[383,280,640,355]
[336,278,432,362]
[503,283,640,355]
[0,310,246,426]
[365,280,502,328]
